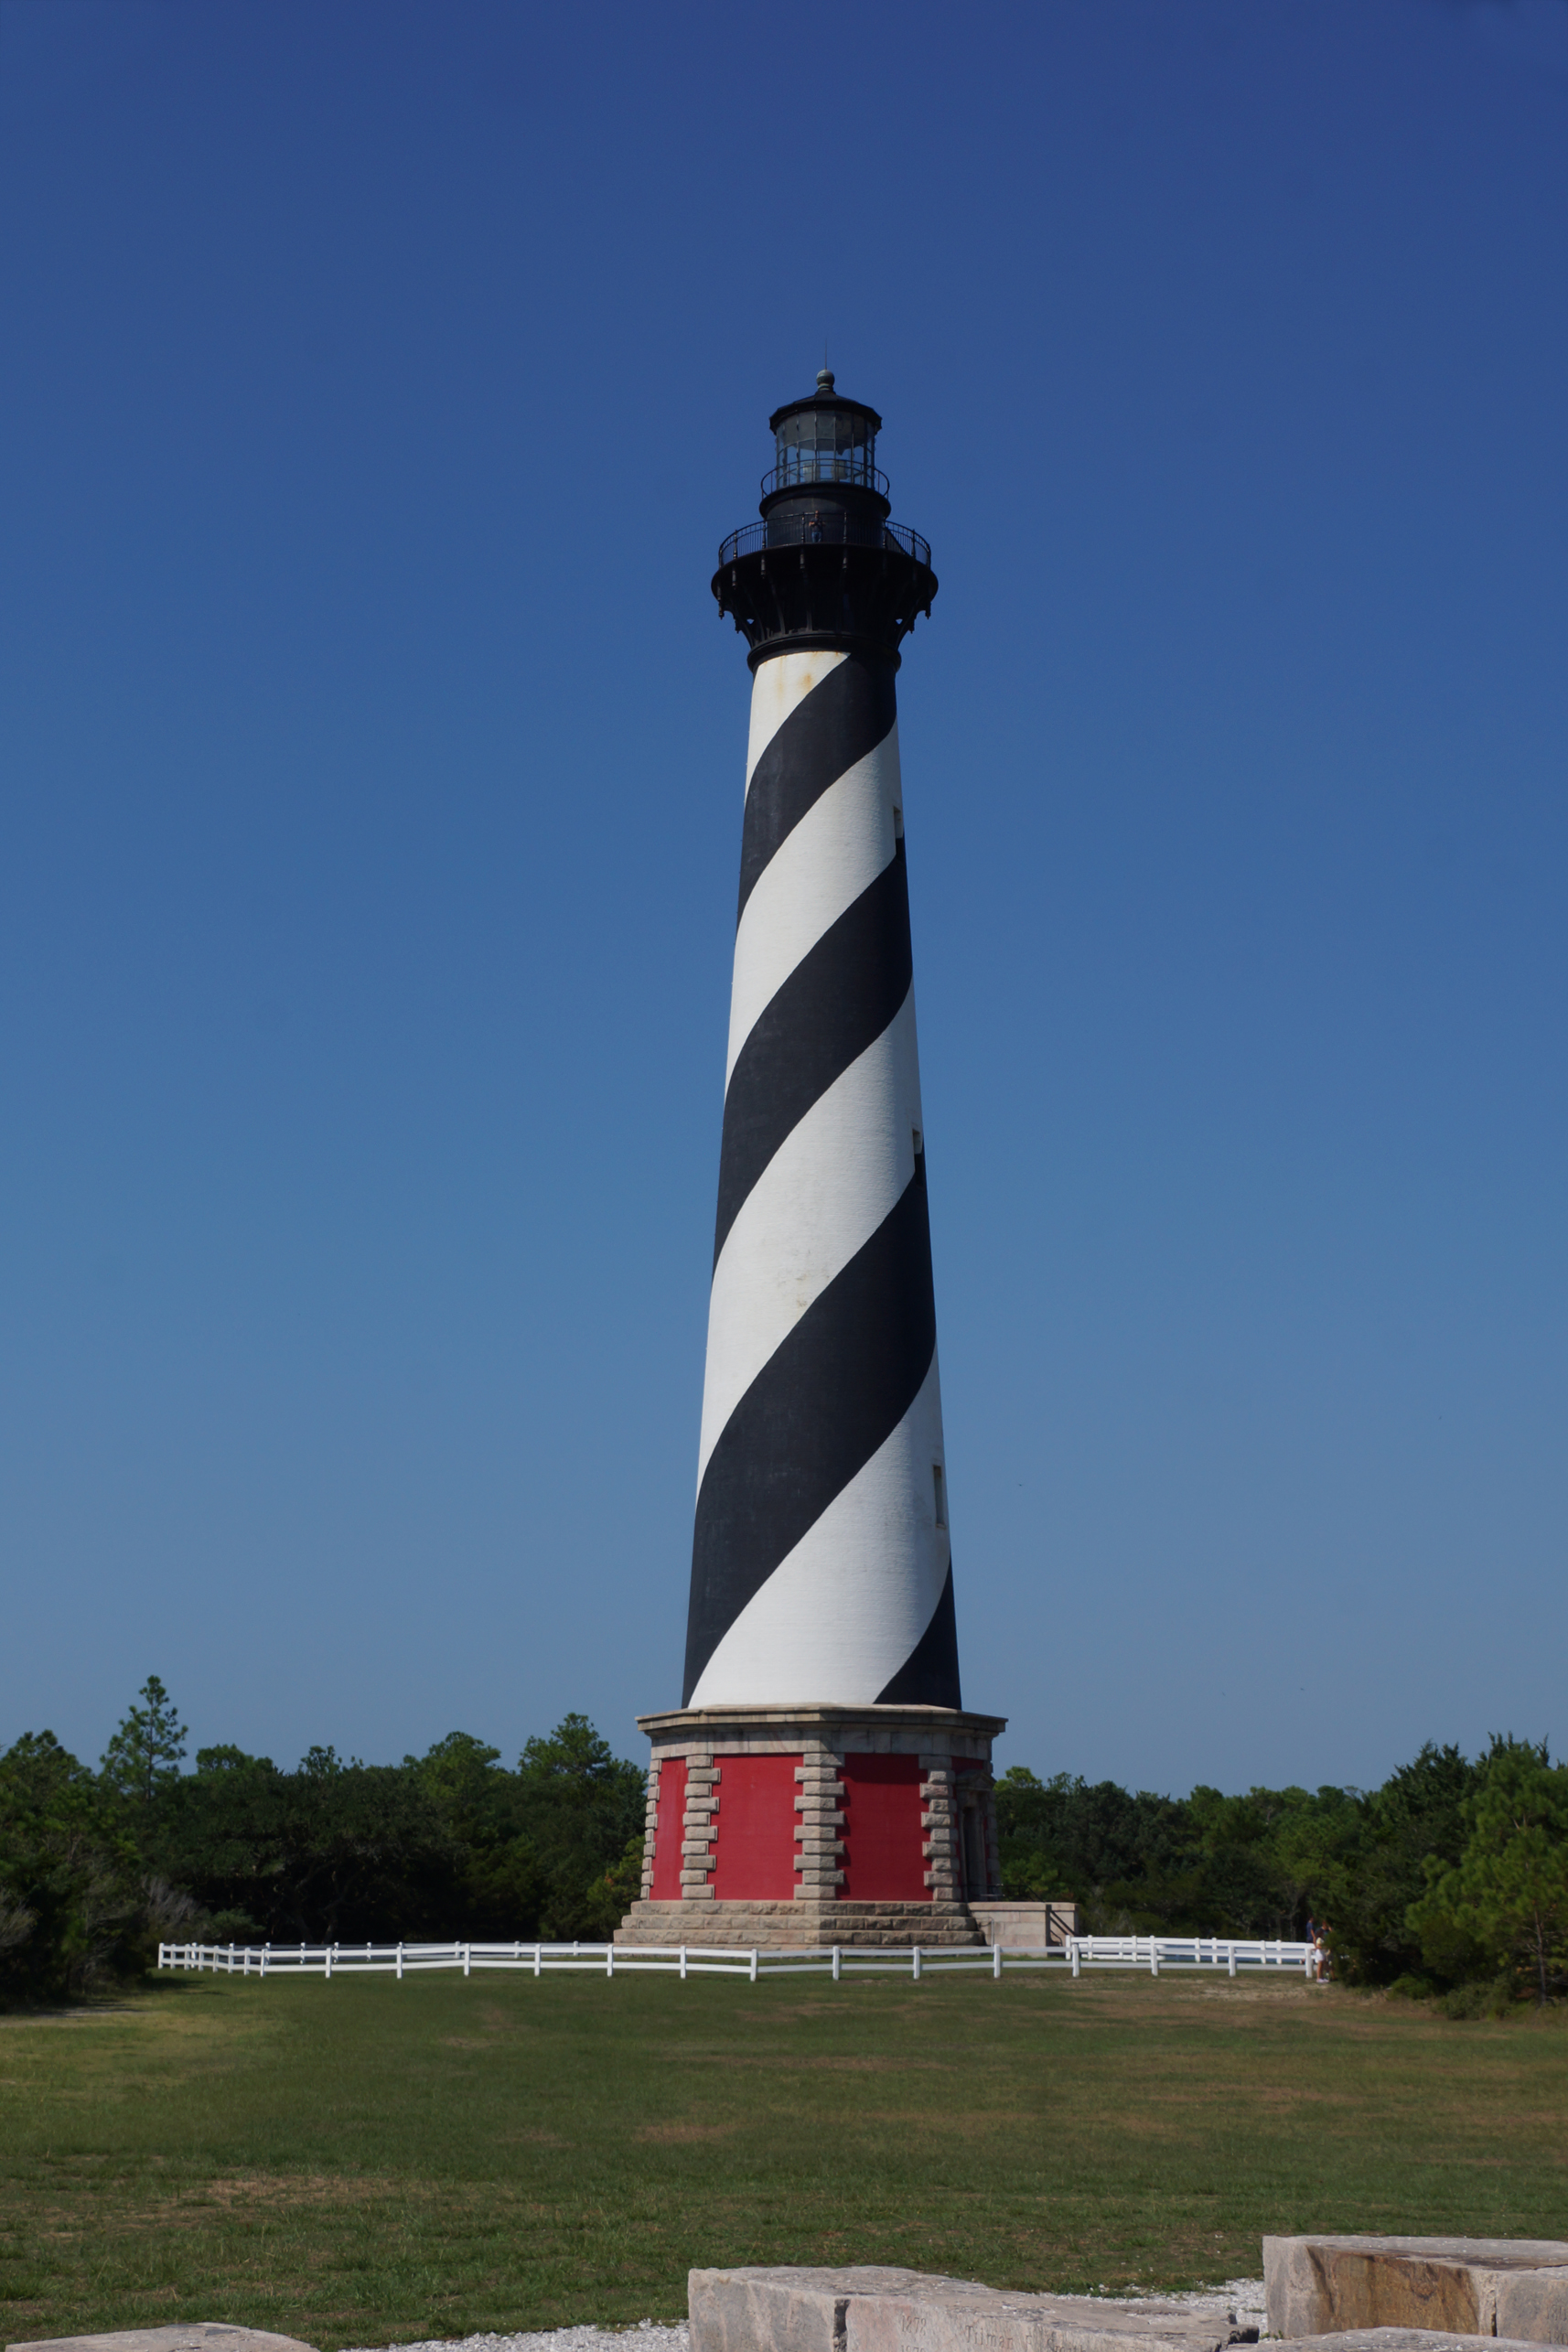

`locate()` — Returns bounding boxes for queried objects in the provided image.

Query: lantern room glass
[772,404,879,489]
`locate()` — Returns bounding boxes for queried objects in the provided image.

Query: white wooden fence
[158,1934,1316,1983]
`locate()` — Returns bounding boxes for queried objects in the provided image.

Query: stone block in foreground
[688,2267,1568,2352]
[1263,2237,1568,2342]
[688,2266,1258,2352]
[1281,2336,1567,2352]
[8,2328,317,2352]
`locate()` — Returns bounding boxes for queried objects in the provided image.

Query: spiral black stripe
[736,656,897,924]
[713,841,912,1268]
[875,1564,961,1706]
[684,1150,938,1707]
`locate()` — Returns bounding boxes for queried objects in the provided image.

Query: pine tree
[1410,1735,1568,2005]
[101,1676,188,1807]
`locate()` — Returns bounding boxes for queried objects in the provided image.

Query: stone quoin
[618,374,1005,1950]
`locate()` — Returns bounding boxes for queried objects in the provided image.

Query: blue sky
[3,0,1564,1796]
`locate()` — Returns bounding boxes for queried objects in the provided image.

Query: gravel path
[340,2327,691,2352]
[343,2278,1269,2352]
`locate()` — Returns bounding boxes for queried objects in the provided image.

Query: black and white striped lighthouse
[621,375,1005,1949]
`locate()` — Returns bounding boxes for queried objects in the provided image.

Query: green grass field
[3,1971,1563,2352]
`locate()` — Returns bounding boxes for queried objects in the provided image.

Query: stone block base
[969,1899,1080,1947]
[617,1899,986,1949]
[1264,2237,1568,2343]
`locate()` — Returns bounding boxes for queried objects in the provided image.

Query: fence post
[396,1943,404,1981]
[749,1947,758,1982]
[533,1942,542,1978]
[912,1946,921,1982]
[680,1945,688,1981]
[325,1947,333,1980]
[1071,1941,1080,1979]
[463,1943,471,1978]
[993,1942,1003,1981]
[1151,1945,1159,1978]
[832,1946,841,1981]
[1228,1945,1237,1979]
[607,1942,615,1978]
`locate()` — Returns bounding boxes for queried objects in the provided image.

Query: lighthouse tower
[618,375,1004,1949]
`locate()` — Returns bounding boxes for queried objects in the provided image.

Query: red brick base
[628,1700,1005,1941]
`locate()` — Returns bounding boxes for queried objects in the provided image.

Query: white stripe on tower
[682,647,960,1710]
[693,1356,950,1705]
[697,989,922,1484]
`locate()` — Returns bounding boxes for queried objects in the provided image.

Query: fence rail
[159,1935,1316,1983]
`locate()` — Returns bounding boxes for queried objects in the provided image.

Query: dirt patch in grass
[857,2109,1031,2137]
[634,2122,738,2143]
[666,2049,953,2071]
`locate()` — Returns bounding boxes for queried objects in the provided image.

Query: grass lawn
[2,1971,1563,2351]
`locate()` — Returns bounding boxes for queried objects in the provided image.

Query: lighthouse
[619,374,1004,1949]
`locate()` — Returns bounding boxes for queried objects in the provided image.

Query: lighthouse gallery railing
[718,516,931,568]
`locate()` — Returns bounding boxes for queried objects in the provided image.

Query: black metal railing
[762,454,890,498]
[718,515,931,568]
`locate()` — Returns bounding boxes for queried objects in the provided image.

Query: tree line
[2,1679,1563,2012]
[995,1738,1568,2014]
[0,1680,646,2003]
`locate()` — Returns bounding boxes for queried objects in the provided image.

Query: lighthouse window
[933,1464,947,1528]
